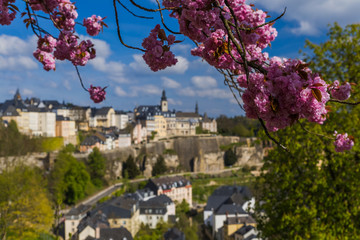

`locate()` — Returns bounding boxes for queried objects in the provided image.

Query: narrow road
[61,166,243,214]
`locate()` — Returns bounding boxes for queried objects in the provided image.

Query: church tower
[160,89,168,112]
[195,101,199,114]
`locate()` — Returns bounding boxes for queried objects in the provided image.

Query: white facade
[78,225,95,240]
[115,113,129,130]
[118,134,131,148]
[27,111,56,137]
[212,212,249,235]
[139,210,168,229]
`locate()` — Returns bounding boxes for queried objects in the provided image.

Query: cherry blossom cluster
[329,80,351,101]
[238,57,330,132]
[163,0,276,73]
[0,0,16,25]
[83,15,106,36]
[334,131,354,152]
[142,24,178,72]
[88,85,106,103]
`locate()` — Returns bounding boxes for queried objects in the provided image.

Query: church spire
[14,88,21,101]
[161,89,167,101]
[195,101,199,114]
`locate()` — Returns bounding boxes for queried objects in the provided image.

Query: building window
[123,221,126,225]
[72,222,75,226]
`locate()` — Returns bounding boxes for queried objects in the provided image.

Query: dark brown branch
[258,117,289,152]
[328,99,360,105]
[128,0,175,12]
[155,0,181,34]
[117,0,153,19]
[75,66,89,92]
[113,0,146,52]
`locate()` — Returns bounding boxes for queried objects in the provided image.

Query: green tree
[255,23,360,239]
[0,166,53,239]
[87,147,106,187]
[152,155,167,176]
[49,151,91,205]
[224,148,237,166]
[122,155,140,179]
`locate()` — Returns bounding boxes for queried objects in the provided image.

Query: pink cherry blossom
[334,131,354,152]
[33,49,56,71]
[330,80,351,101]
[83,15,105,36]
[142,24,178,72]
[88,85,106,103]
[0,0,16,25]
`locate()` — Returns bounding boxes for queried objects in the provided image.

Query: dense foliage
[216,115,260,137]
[256,23,360,239]
[224,148,237,166]
[49,149,91,205]
[152,155,168,176]
[0,166,53,239]
[122,155,140,179]
[87,147,106,187]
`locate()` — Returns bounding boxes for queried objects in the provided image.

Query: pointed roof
[161,89,167,101]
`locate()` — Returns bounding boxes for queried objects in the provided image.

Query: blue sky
[0,0,359,117]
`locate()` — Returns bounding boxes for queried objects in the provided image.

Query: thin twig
[258,117,289,152]
[298,121,335,140]
[155,0,181,34]
[128,0,176,12]
[113,0,146,52]
[25,2,40,37]
[75,66,89,92]
[328,99,360,105]
[117,0,153,19]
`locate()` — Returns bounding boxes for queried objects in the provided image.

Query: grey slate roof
[225,215,256,225]
[235,225,255,235]
[93,107,113,116]
[147,176,191,191]
[215,204,247,215]
[65,204,92,217]
[164,228,185,240]
[80,135,104,146]
[100,227,133,240]
[77,211,109,233]
[176,112,201,118]
[204,195,229,211]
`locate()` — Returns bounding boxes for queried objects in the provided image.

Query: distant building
[56,115,77,145]
[146,176,192,206]
[203,185,256,238]
[89,107,115,128]
[139,194,175,229]
[114,111,129,130]
[64,204,92,240]
[79,135,106,153]
[201,113,217,133]
[101,196,140,237]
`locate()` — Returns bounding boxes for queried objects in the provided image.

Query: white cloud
[254,0,360,35]
[115,86,127,97]
[191,76,217,89]
[0,35,38,70]
[116,84,162,97]
[23,88,33,96]
[0,55,37,70]
[0,35,36,55]
[63,80,71,90]
[85,38,128,83]
[162,77,181,89]
[168,98,182,106]
[130,54,189,74]
[178,87,233,100]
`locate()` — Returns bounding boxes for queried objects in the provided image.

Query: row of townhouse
[133,90,217,143]
[79,129,131,153]
[0,89,217,147]
[204,185,261,240]
[64,176,192,240]
[0,90,131,145]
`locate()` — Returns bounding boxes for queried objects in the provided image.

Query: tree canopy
[0,166,53,240]
[255,23,360,239]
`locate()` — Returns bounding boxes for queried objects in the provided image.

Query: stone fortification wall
[0,136,265,180]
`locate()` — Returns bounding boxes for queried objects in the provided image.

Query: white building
[64,204,92,240]
[115,111,129,130]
